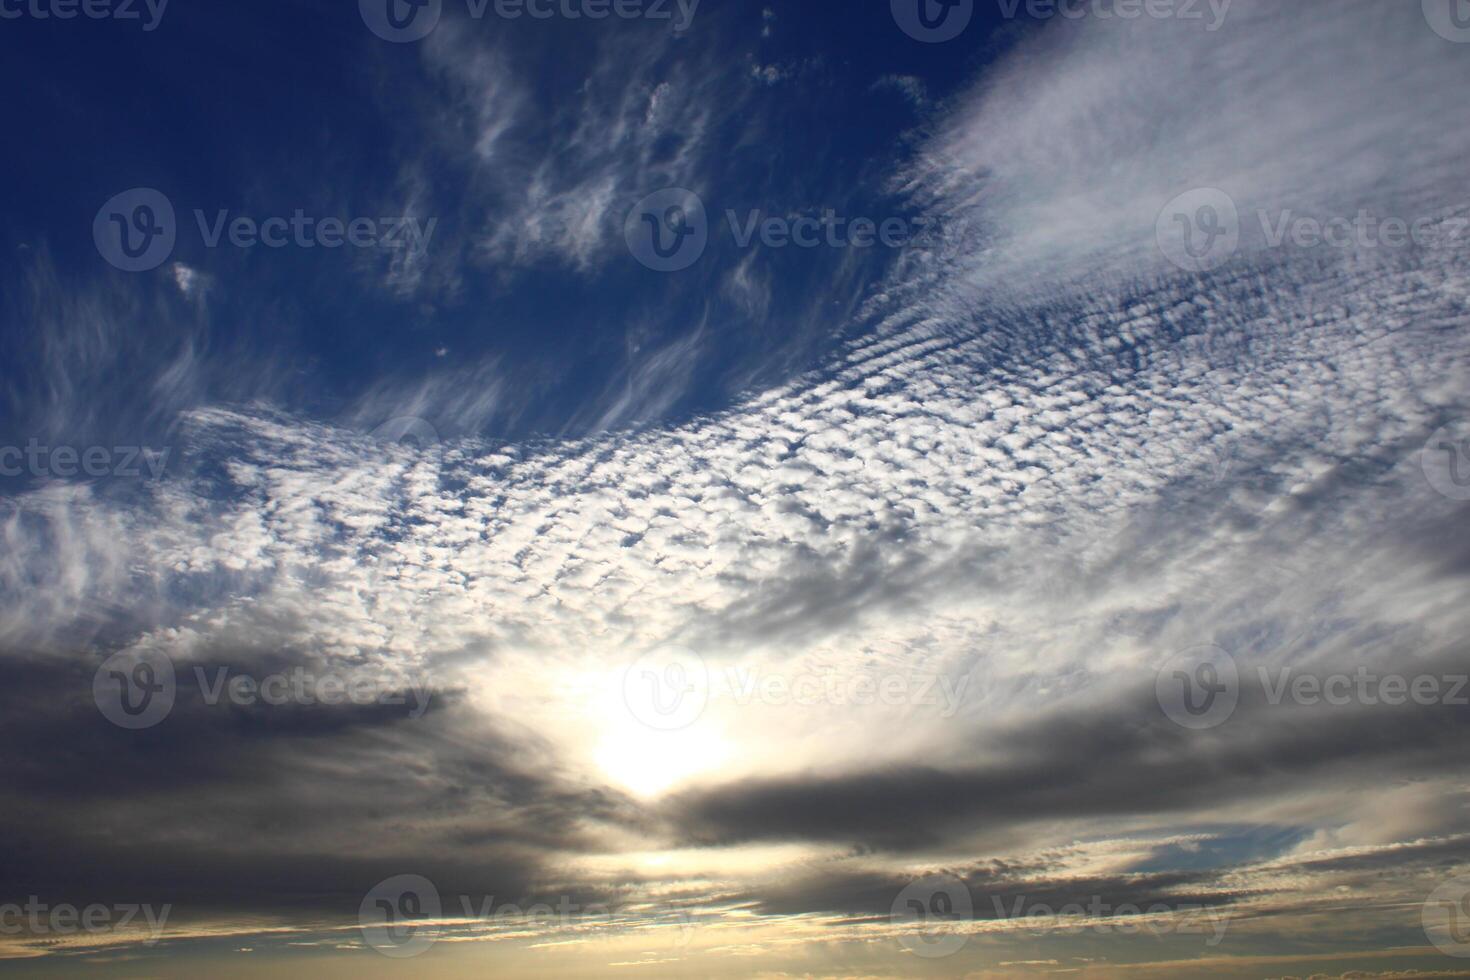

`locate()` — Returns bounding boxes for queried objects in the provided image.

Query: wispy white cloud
[4,1,1470,972]
[420,22,720,273]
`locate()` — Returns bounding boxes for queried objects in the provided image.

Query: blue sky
[1,0,1003,445]
[3,1,1470,977]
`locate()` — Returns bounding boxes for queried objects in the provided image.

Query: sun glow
[592,726,731,798]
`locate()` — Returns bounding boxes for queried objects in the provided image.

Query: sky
[3,0,1470,977]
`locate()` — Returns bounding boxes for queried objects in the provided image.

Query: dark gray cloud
[3,2,1470,974]
[667,653,1470,849]
[0,649,644,923]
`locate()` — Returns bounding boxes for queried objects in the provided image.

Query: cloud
[893,0,1470,302]
[417,18,721,273]
[871,74,928,110]
[4,1,1470,972]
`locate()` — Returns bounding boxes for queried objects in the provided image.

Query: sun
[592,725,730,798]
